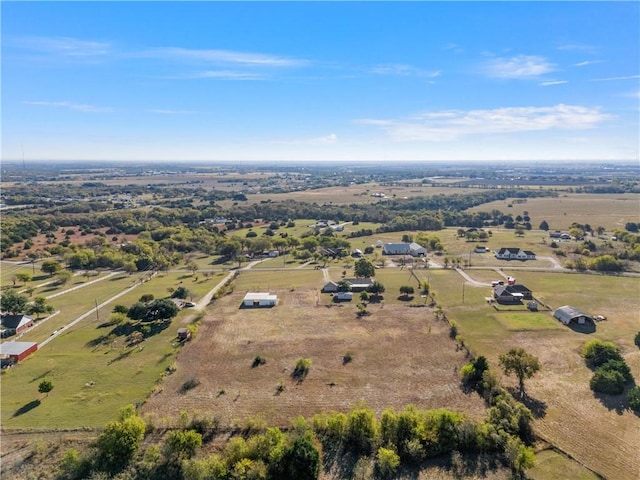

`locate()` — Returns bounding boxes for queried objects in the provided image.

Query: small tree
[0,290,29,315]
[38,379,54,397]
[499,348,541,398]
[164,429,203,462]
[41,260,62,276]
[15,272,32,285]
[628,386,640,412]
[399,285,414,299]
[376,447,400,478]
[635,331,640,349]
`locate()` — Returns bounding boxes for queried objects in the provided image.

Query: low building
[0,341,38,364]
[322,278,374,293]
[243,292,278,308]
[494,248,536,261]
[383,242,427,257]
[553,305,594,325]
[335,291,353,301]
[0,314,34,337]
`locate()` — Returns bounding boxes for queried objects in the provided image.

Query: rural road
[454,268,491,287]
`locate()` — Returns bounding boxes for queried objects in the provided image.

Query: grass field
[466,193,640,232]
[141,271,488,430]
[428,268,640,480]
[0,270,224,429]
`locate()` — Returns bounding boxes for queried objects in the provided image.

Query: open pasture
[0,270,222,428]
[141,282,487,429]
[428,268,640,480]
[466,193,640,232]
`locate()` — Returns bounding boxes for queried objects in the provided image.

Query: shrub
[376,447,400,478]
[252,355,266,368]
[599,359,633,383]
[292,358,312,380]
[581,339,622,368]
[343,352,353,365]
[181,377,200,393]
[590,368,626,395]
[635,331,640,349]
[628,386,640,412]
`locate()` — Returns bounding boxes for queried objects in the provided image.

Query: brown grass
[141,288,487,428]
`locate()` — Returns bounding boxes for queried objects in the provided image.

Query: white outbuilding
[243,292,278,308]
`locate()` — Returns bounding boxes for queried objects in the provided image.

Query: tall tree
[354,258,375,278]
[499,348,541,397]
[1,290,29,314]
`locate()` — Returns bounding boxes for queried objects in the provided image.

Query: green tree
[628,386,640,412]
[38,379,54,396]
[499,348,541,398]
[112,304,129,314]
[127,302,147,321]
[164,429,203,462]
[139,293,155,303]
[41,259,62,276]
[538,220,549,231]
[0,290,29,314]
[354,258,375,278]
[581,340,623,368]
[635,331,640,349]
[505,436,536,479]
[97,414,146,473]
[15,272,32,284]
[399,285,414,298]
[278,433,321,480]
[376,447,400,478]
[144,298,179,322]
[368,281,385,301]
[346,407,378,454]
[27,296,55,318]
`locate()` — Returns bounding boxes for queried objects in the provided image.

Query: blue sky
[2,1,639,162]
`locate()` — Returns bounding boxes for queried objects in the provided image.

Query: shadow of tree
[29,370,53,383]
[594,382,636,415]
[520,393,548,419]
[13,399,41,417]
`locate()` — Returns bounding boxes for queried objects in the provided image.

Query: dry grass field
[467,193,640,232]
[141,281,487,429]
[428,269,640,480]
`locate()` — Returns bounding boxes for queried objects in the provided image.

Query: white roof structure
[243,292,278,302]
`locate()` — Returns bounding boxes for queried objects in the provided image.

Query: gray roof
[553,305,593,323]
[0,341,37,356]
[1,315,33,329]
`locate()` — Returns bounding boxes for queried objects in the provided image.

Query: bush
[628,386,640,412]
[581,339,622,368]
[293,358,312,380]
[376,447,400,478]
[252,355,266,368]
[635,331,640,349]
[590,368,626,395]
[181,377,200,393]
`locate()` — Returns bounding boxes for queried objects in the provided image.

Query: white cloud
[483,54,555,78]
[572,60,601,67]
[370,64,440,78]
[24,101,113,113]
[12,36,111,57]
[591,75,640,82]
[141,47,307,67]
[356,104,610,142]
[557,43,598,54]
[540,80,568,86]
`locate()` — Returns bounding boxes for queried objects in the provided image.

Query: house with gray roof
[553,305,594,325]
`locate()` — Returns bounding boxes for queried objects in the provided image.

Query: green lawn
[492,312,564,331]
[529,449,600,480]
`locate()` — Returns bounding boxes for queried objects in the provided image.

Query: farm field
[428,268,640,480]
[141,270,488,429]
[466,193,640,232]
[0,270,224,428]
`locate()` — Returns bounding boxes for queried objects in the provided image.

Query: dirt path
[454,268,491,287]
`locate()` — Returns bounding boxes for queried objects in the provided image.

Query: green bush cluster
[582,340,634,396]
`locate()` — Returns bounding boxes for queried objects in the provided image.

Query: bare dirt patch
[142,289,487,428]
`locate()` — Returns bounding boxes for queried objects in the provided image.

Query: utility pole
[462,282,465,304]
[95,299,100,323]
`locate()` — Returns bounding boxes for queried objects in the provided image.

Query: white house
[494,248,536,260]
[383,242,427,257]
[243,292,278,308]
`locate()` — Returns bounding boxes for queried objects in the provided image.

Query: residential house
[0,315,34,337]
[383,242,427,257]
[493,284,533,304]
[494,248,536,260]
[322,278,374,293]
